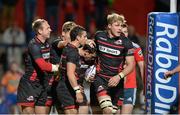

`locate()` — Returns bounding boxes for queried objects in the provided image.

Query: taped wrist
[112,105,118,114]
[118,72,125,79]
[73,86,81,93]
[52,64,59,72]
[99,97,113,110]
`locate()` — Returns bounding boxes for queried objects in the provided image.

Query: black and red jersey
[95,31,134,78]
[51,38,63,61]
[23,37,52,82]
[60,43,80,81]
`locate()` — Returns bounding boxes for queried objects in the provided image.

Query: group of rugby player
[16,12,145,114]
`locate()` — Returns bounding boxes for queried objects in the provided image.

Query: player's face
[40,21,52,39]
[78,31,87,46]
[121,27,128,37]
[108,21,122,37]
[62,31,71,42]
[83,51,95,60]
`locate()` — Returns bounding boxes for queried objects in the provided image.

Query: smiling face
[78,31,87,46]
[61,21,76,42]
[107,13,126,38]
[108,21,123,37]
[40,21,52,39]
[62,31,71,42]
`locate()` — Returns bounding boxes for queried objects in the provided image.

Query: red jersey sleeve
[134,47,144,62]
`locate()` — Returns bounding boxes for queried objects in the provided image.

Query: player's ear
[38,28,42,35]
[108,23,112,29]
[77,35,81,41]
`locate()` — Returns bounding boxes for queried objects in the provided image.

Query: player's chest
[40,44,50,60]
[97,39,124,56]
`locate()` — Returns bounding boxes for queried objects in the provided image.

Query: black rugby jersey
[95,31,134,78]
[23,37,51,82]
[60,43,80,81]
[51,38,64,61]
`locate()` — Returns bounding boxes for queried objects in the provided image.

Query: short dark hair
[83,44,96,54]
[32,19,46,34]
[121,23,128,28]
[70,25,86,41]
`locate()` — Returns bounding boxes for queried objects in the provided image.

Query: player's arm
[108,38,135,87]
[52,38,68,49]
[57,40,68,48]
[137,61,144,82]
[164,64,180,79]
[119,39,135,78]
[108,55,134,87]
[67,62,79,90]
[29,44,59,72]
[135,47,145,82]
[121,55,135,77]
[66,50,83,103]
[67,64,83,103]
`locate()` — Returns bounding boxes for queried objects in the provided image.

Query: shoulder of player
[65,44,78,53]
[28,38,47,52]
[132,42,141,49]
[52,36,62,44]
[95,30,107,38]
[120,36,131,43]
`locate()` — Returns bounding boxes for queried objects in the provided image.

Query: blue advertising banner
[146,12,180,114]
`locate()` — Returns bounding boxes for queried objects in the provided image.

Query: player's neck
[36,35,46,43]
[70,40,80,48]
[78,48,84,56]
[107,31,115,38]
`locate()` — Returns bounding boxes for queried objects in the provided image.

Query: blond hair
[107,13,126,25]
[62,21,77,33]
[32,19,46,34]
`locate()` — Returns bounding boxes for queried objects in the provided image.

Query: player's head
[32,19,52,39]
[82,43,96,60]
[70,25,87,46]
[107,13,126,37]
[61,21,76,42]
[121,23,128,37]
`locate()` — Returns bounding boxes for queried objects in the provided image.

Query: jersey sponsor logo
[99,37,107,41]
[46,43,50,47]
[27,96,34,101]
[42,52,50,59]
[99,45,120,55]
[127,97,133,102]
[114,40,122,45]
[97,85,105,92]
[80,64,89,69]
[138,50,143,57]
[154,20,178,114]
[146,13,179,114]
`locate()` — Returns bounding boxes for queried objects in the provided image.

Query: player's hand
[85,74,95,82]
[79,85,84,93]
[76,92,83,103]
[86,39,95,48]
[108,75,120,87]
[88,75,95,82]
[164,71,173,79]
